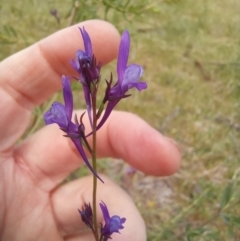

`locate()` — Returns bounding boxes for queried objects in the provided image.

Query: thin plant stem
[68,1,79,26]
[92,92,99,241]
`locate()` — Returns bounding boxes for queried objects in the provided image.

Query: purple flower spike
[97,30,147,130]
[71,27,93,75]
[100,201,126,241]
[78,203,93,230]
[71,28,101,129]
[44,76,103,183]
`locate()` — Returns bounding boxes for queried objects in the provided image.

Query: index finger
[0,20,120,152]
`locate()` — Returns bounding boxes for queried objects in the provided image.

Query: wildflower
[100,201,126,241]
[126,166,137,175]
[78,203,93,230]
[97,30,147,130]
[44,75,103,182]
[71,27,101,128]
[50,9,60,24]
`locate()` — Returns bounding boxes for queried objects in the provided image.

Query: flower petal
[44,102,68,129]
[96,100,120,132]
[76,50,88,67]
[70,59,78,71]
[109,215,126,233]
[100,201,111,225]
[121,64,146,92]
[79,27,92,57]
[100,201,126,240]
[117,30,130,82]
[72,139,103,183]
[128,81,147,91]
[62,76,73,122]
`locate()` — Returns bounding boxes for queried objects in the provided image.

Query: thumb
[51,175,146,241]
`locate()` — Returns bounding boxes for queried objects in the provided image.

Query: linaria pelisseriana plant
[44,27,147,241]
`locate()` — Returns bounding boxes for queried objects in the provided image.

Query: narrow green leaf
[220,212,231,225]
[232,216,240,227]
[220,184,233,208]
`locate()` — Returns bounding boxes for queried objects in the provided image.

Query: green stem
[92,93,99,241]
[99,234,104,241]
[68,1,79,26]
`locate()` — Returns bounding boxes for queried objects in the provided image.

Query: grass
[1,0,240,240]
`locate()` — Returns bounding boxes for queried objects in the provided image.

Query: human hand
[0,20,181,241]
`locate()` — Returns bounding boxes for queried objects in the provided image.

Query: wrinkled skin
[0,20,181,241]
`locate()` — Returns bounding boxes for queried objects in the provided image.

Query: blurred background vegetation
[1,0,240,240]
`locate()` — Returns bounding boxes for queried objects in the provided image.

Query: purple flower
[100,201,126,241]
[44,75,103,182]
[97,30,147,130]
[50,9,58,16]
[50,9,60,24]
[71,27,101,128]
[78,203,93,230]
[126,166,137,175]
[44,75,74,130]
